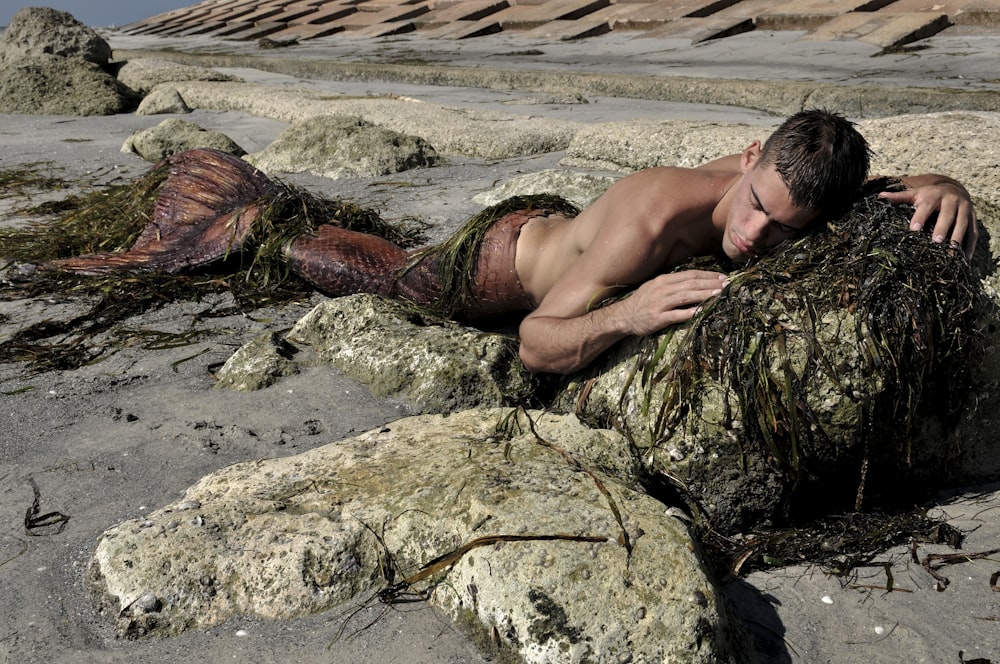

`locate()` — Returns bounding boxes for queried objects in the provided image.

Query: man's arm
[516,168,729,374]
[518,270,727,374]
[879,174,978,258]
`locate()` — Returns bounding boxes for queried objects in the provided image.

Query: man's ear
[740,141,762,173]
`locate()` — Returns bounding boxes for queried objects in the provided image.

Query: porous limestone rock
[0,54,138,115]
[0,7,111,66]
[472,169,616,210]
[561,113,1000,210]
[117,58,242,95]
[284,294,536,412]
[122,118,246,161]
[165,80,579,159]
[246,115,441,179]
[88,409,743,662]
[135,86,191,115]
[213,332,299,391]
[0,7,136,115]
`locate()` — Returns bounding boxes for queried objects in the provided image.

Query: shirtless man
[513,109,977,374]
[50,110,978,375]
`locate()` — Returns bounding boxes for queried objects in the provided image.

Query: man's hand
[622,270,728,337]
[879,178,978,258]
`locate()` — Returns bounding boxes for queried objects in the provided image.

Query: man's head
[758,109,871,213]
[721,109,871,263]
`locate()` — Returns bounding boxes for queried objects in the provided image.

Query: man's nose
[744,214,770,242]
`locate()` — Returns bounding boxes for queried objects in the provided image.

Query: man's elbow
[518,343,549,374]
[518,343,579,375]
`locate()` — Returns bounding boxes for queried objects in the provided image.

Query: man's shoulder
[615,166,730,221]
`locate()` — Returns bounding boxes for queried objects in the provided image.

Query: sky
[0,1,199,28]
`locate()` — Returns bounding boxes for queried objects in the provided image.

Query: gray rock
[165,80,579,159]
[121,118,246,162]
[283,294,536,412]
[135,86,191,115]
[247,115,441,179]
[560,113,1000,210]
[473,169,617,210]
[0,7,111,66]
[0,54,138,115]
[562,120,764,173]
[213,332,299,392]
[89,409,745,662]
[116,58,242,96]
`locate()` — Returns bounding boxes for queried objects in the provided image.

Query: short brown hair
[760,109,871,212]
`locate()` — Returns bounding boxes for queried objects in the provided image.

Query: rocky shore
[2,6,1000,664]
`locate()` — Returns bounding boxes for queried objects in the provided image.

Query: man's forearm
[518,301,633,375]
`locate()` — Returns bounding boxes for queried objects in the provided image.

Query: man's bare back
[515,158,743,309]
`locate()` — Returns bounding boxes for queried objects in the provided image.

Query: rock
[135,86,191,115]
[89,409,744,662]
[562,120,764,172]
[121,118,246,161]
[473,169,617,209]
[560,113,1000,210]
[116,58,242,95]
[165,80,579,159]
[283,294,537,412]
[0,54,138,115]
[863,112,1000,208]
[0,7,111,67]
[247,115,442,179]
[213,332,299,392]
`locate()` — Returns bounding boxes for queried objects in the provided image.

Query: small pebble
[874,625,885,635]
[235,629,249,637]
[821,595,833,604]
[134,593,162,614]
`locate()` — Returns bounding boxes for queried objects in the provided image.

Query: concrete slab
[638,15,755,41]
[415,16,504,37]
[493,0,611,30]
[268,4,322,22]
[354,0,429,10]
[875,0,970,18]
[757,0,896,29]
[264,21,346,38]
[609,0,740,30]
[413,0,510,28]
[297,3,361,24]
[350,19,419,35]
[575,2,670,30]
[238,5,289,22]
[709,0,785,20]
[169,21,238,36]
[804,10,950,48]
[513,17,614,38]
[316,2,429,29]
[221,20,293,39]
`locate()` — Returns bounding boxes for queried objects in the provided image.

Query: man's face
[722,157,818,263]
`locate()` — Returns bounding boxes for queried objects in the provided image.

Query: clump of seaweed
[0,162,426,372]
[0,163,70,201]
